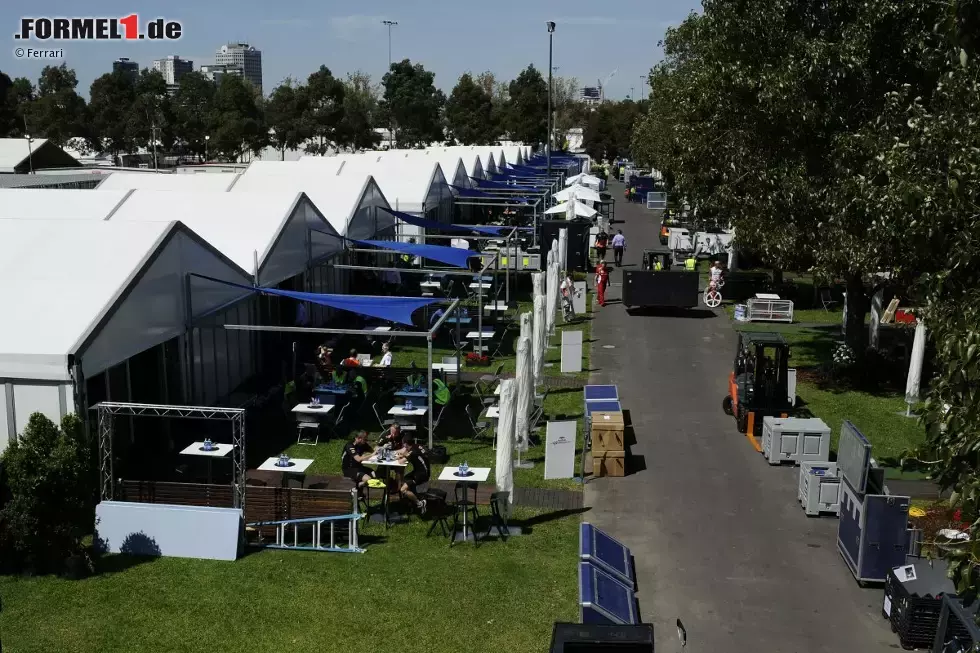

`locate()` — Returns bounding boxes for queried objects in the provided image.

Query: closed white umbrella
[566,194,576,221]
[558,228,568,272]
[905,320,927,416]
[533,295,546,385]
[515,336,533,464]
[546,251,558,335]
[532,271,545,300]
[554,185,601,204]
[495,379,516,520]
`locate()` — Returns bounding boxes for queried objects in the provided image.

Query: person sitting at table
[377,423,404,451]
[348,367,368,401]
[330,364,347,387]
[341,431,376,492]
[316,346,334,376]
[379,341,393,367]
[343,348,361,367]
[406,362,424,390]
[396,435,431,513]
[432,372,451,407]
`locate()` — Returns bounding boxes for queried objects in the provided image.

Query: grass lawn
[288,293,594,493]
[731,321,926,460]
[0,506,580,653]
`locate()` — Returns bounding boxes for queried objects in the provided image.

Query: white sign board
[561,329,583,373]
[572,281,587,314]
[544,420,577,479]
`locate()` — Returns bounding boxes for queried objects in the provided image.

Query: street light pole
[382,19,398,150]
[546,21,555,176]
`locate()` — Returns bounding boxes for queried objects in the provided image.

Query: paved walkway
[583,182,896,652]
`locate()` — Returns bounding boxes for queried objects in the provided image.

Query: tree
[300,65,345,156]
[445,73,495,145]
[129,68,174,161]
[379,59,446,148]
[336,71,381,152]
[25,64,87,145]
[551,76,582,148]
[0,413,92,574]
[209,75,266,161]
[87,70,137,158]
[631,0,957,350]
[266,77,307,159]
[476,71,507,139]
[172,71,215,161]
[504,64,547,144]
[0,72,33,138]
[584,100,641,161]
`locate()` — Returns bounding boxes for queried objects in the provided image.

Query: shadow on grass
[626,306,717,319]
[513,507,591,532]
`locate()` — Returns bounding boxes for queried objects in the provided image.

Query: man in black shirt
[397,435,431,513]
[341,431,375,491]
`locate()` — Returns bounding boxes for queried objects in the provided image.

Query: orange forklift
[722,331,794,449]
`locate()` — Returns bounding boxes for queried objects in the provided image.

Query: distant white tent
[495,379,517,520]
[546,201,597,219]
[553,185,601,204]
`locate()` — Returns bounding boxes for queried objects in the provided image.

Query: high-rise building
[152,55,193,86]
[214,42,262,94]
[200,63,242,86]
[580,87,601,107]
[112,57,139,82]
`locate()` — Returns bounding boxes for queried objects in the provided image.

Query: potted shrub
[466,352,490,367]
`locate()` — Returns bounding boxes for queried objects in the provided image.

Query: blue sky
[2,0,699,100]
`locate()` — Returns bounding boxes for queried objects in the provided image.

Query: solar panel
[585,401,622,416]
[579,562,638,626]
[584,385,619,402]
[580,523,635,588]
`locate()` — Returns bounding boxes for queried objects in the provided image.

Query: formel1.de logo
[14,15,182,41]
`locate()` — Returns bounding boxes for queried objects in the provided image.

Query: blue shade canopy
[451,185,495,198]
[380,207,482,236]
[505,164,549,175]
[473,178,539,192]
[201,278,441,326]
[353,238,478,269]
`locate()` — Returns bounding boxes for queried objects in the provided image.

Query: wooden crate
[591,411,625,452]
[593,450,625,478]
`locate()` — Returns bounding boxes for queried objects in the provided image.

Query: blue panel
[578,562,637,626]
[585,401,622,415]
[837,482,862,576]
[580,522,634,587]
[584,385,619,402]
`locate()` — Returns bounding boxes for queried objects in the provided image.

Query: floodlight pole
[382,19,398,150]
[546,21,555,178]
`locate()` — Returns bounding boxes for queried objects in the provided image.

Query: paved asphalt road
[583,181,898,652]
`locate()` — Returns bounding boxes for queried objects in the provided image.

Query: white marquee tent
[96,171,238,192]
[0,188,132,219]
[0,218,252,449]
[431,147,486,180]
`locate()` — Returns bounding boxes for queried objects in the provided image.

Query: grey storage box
[762,416,831,466]
[798,461,841,516]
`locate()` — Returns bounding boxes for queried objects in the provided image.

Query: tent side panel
[350,181,395,240]
[258,208,315,287]
[80,232,250,380]
[2,382,70,449]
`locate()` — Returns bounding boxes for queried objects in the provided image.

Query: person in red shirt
[343,348,361,367]
[595,260,610,307]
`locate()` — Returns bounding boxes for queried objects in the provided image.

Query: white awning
[545,201,597,219]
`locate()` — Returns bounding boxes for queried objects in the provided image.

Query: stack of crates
[591,411,625,477]
[882,560,963,650]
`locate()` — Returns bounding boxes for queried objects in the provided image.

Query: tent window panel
[198,325,216,405]
[214,320,230,401]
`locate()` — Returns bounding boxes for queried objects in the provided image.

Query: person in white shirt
[379,342,393,367]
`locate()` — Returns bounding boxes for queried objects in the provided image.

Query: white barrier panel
[95,501,242,561]
[544,420,578,479]
[561,329,584,373]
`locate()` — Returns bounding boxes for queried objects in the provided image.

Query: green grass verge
[0,507,580,653]
[731,321,926,460]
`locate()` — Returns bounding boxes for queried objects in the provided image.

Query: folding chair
[529,389,549,432]
[430,403,448,435]
[466,404,491,441]
[477,363,504,398]
[296,415,320,446]
[818,287,839,311]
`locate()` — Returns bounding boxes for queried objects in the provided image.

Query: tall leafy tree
[300,65,345,156]
[172,71,215,161]
[551,76,582,149]
[336,71,381,152]
[209,75,267,161]
[475,71,506,139]
[129,68,174,160]
[0,72,33,137]
[445,73,495,145]
[584,100,642,161]
[87,70,137,158]
[25,64,87,145]
[266,77,308,159]
[379,59,446,148]
[504,64,547,144]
